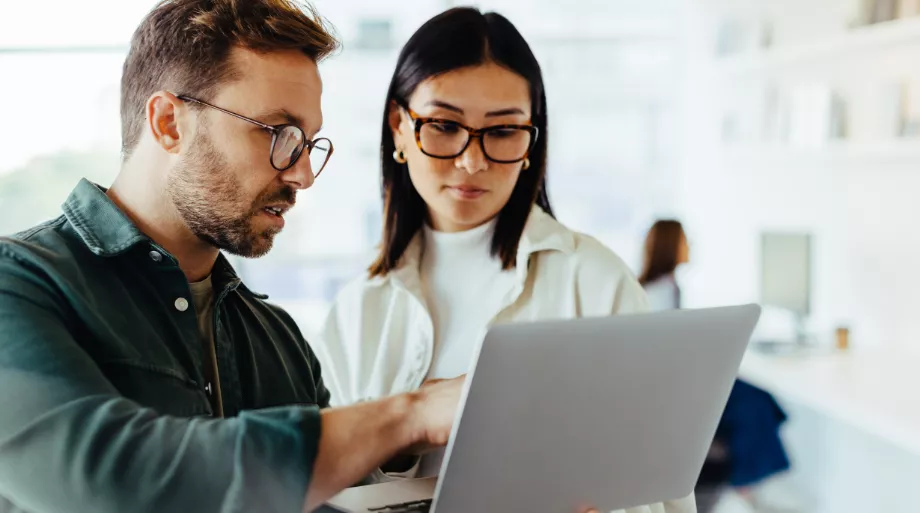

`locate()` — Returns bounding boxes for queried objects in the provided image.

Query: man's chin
[221,233,277,259]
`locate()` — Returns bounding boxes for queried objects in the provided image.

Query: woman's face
[678,232,690,265]
[390,62,532,232]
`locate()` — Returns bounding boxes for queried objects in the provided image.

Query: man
[0,1,464,512]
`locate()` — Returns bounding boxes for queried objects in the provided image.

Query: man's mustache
[256,186,297,208]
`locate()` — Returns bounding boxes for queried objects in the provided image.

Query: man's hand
[306,380,465,511]
[414,378,600,513]
[407,375,466,449]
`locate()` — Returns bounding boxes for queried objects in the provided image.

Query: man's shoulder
[0,217,96,320]
[0,215,81,272]
[251,295,299,328]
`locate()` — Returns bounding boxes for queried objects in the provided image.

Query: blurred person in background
[638,220,791,513]
[638,219,689,311]
[313,7,695,513]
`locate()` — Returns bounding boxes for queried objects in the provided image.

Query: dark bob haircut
[368,7,554,277]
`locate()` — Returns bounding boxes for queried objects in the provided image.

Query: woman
[638,219,689,312]
[315,8,694,513]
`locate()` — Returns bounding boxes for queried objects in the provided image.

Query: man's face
[167,47,324,258]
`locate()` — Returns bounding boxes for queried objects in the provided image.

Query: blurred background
[1,0,918,512]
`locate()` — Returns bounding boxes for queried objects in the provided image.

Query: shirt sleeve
[0,249,322,513]
[311,291,362,408]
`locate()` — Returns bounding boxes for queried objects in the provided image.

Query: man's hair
[120,0,339,159]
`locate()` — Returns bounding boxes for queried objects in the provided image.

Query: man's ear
[145,91,185,154]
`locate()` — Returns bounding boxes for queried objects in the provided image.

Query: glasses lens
[419,121,469,158]
[271,125,305,170]
[483,127,533,162]
[308,138,332,177]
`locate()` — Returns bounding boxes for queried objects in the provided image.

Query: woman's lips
[446,185,487,200]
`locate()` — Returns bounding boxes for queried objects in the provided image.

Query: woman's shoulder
[569,231,633,273]
[529,214,637,281]
[524,216,648,314]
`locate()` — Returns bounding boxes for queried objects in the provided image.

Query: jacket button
[149,250,163,263]
[174,297,189,312]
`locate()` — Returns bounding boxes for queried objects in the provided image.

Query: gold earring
[393,148,407,164]
[522,158,531,170]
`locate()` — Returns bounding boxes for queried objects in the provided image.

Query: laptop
[326,304,761,513]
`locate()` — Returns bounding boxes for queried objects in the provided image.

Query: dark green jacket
[0,179,330,513]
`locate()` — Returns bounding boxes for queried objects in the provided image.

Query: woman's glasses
[176,95,333,176]
[403,106,538,164]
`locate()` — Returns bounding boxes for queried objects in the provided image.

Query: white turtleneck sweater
[417,218,518,477]
[420,218,518,381]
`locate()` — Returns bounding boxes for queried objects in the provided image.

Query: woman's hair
[638,219,686,286]
[368,7,553,277]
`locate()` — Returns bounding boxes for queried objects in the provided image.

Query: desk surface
[738,348,920,456]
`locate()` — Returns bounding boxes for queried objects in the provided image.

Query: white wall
[678,0,920,354]
[677,2,920,510]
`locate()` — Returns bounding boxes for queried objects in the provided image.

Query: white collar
[377,205,575,294]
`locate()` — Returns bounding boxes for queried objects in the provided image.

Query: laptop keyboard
[367,499,432,513]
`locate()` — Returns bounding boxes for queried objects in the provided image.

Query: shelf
[714,16,920,78]
[719,140,920,168]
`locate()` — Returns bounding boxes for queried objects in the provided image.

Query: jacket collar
[61,178,261,297]
[382,205,576,294]
[62,178,149,257]
[514,205,577,268]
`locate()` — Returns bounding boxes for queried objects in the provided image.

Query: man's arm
[0,252,319,513]
[0,251,461,513]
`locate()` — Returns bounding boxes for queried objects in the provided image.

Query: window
[0,0,682,338]
[0,50,124,236]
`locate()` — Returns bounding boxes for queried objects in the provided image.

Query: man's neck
[107,167,218,283]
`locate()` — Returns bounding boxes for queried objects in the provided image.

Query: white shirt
[416,219,517,476]
[420,219,517,381]
[314,206,696,513]
[643,275,680,312]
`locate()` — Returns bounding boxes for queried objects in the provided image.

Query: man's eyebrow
[254,108,304,127]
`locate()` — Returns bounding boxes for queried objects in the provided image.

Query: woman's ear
[388,100,405,145]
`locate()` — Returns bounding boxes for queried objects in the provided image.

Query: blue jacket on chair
[718,379,791,487]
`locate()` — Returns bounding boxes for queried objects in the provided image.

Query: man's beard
[166,128,293,258]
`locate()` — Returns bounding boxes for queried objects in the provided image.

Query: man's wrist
[382,391,426,452]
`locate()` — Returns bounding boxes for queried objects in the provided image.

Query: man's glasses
[176,95,333,176]
[402,106,538,164]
